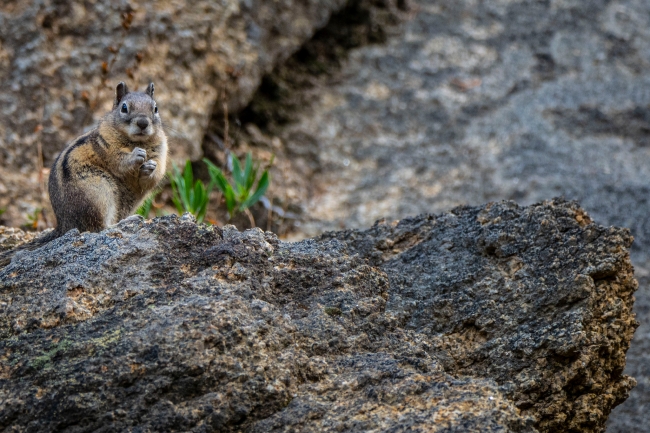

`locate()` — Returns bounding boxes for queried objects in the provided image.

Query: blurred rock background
[0,0,649,430]
[0,0,347,227]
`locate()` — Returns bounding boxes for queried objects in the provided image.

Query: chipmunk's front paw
[139,159,157,177]
[130,147,147,167]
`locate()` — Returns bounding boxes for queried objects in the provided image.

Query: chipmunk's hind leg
[56,187,107,234]
[51,172,118,234]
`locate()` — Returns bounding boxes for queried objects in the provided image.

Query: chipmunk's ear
[145,82,154,98]
[114,82,129,108]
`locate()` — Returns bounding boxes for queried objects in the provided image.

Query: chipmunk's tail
[0,230,60,268]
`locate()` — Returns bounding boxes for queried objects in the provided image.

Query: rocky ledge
[0,199,637,432]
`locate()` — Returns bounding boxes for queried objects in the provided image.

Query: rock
[0,226,42,252]
[0,199,637,432]
[320,199,638,432]
[243,1,650,428]
[0,0,346,226]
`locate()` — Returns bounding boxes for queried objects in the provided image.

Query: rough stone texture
[0,200,637,432]
[0,227,41,253]
[247,1,650,429]
[320,200,638,433]
[0,0,346,225]
[2,0,648,428]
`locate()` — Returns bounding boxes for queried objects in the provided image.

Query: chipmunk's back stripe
[97,134,109,148]
[62,131,97,180]
[93,134,109,159]
[61,149,73,180]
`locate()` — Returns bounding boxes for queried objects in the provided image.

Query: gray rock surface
[0,0,346,225]
[250,1,650,429]
[0,200,637,432]
[1,0,647,429]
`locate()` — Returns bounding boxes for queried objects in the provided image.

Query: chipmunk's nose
[136,118,149,130]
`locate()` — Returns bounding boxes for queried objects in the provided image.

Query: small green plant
[136,190,161,219]
[168,161,211,223]
[135,195,154,218]
[0,208,5,218]
[203,152,271,220]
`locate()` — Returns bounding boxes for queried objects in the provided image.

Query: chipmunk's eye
[154,105,158,114]
[121,103,128,113]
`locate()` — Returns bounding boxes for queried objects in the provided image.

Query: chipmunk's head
[110,82,162,142]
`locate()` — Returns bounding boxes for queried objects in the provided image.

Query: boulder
[0,199,637,432]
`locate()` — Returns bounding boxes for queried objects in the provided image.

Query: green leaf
[171,195,182,214]
[243,152,254,190]
[203,158,221,188]
[136,194,155,217]
[248,165,258,192]
[224,188,236,217]
[231,153,243,187]
[181,161,193,210]
[212,168,232,197]
[168,166,185,215]
[193,181,207,222]
[172,186,184,213]
[241,170,269,210]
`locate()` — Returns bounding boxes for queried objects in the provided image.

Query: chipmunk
[0,82,167,267]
